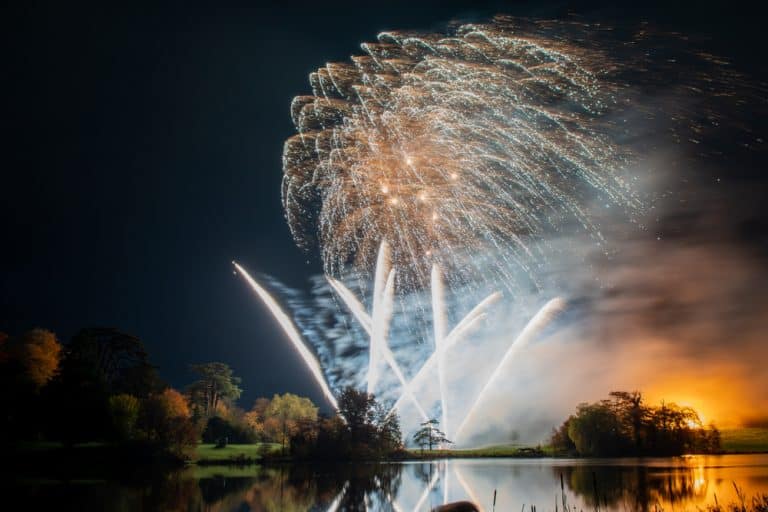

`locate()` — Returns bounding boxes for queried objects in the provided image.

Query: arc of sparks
[327,267,430,421]
[233,261,338,410]
[454,297,566,443]
[388,291,502,422]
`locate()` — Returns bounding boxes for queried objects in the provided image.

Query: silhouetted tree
[567,401,630,456]
[67,328,162,397]
[413,419,452,452]
[550,416,576,454]
[42,328,163,443]
[374,400,403,453]
[609,391,647,450]
[290,387,402,460]
[337,387,377,444]
[552,391,721,456]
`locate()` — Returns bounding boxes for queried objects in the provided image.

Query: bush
[202,416,256,444]
[108,394,140,441]
[138,388,198,457]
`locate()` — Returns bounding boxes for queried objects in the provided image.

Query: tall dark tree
[291,388,402,459]
[42,328,162,443]
[373,400,403,452]
[66,328,162,397]
[337,387,376,443]
[609,391,647,451]
[186,362,242,418]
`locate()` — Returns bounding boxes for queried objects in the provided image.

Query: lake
[10,454,768,511]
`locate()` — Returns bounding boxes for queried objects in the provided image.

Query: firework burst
[283,16,641,289]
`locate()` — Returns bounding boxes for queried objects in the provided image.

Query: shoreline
[6,437,767,471]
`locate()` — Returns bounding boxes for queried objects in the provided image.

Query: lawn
[720,428,768,453]
[406,444,547,458]
[193,443,282,464]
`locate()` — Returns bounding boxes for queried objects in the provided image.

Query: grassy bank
[721,428,768,453]
[193,443,282,464]
[404,430,768,458]
[405,445,548,459]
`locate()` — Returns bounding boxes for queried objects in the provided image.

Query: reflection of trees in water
[194,467,320,511]
[556,464,707,511]
[241,467,318,511]
[199,475,255,505]
[414,462,433,486]
[335,464,403,510]
[191,463,403,511]
[138,471,201,511]
[19,472,200,511]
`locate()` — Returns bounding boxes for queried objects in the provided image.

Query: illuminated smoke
[455,297,567,443]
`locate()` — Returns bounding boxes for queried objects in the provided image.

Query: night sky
[3,1,766,410]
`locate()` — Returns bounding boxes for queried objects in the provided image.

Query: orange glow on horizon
[642,380,744,428]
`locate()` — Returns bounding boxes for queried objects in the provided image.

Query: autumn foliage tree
[0,329,62,438]
[2,325,201,459]
[139,388,196,455]
[9,328,62,390]
[261,393,319,445]
[288,387,403,460]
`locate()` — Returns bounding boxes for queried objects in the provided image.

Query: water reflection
[559,463,709,511]
[11,454,768,511]
[192,464,403,510]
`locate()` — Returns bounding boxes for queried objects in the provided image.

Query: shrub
[108,394,140,441]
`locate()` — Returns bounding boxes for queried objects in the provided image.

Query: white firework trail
[431,264,450,439]
[233,261,338,410]
[454,297,567,443]
[327,270,430,421]
[388,291,502,420]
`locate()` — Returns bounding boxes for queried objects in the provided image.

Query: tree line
[0,327,405,461]
[180,363,405,459]
[550,391,722,456]
[1,327,198,459]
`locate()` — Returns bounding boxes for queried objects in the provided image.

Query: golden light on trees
[14,328,62,389]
